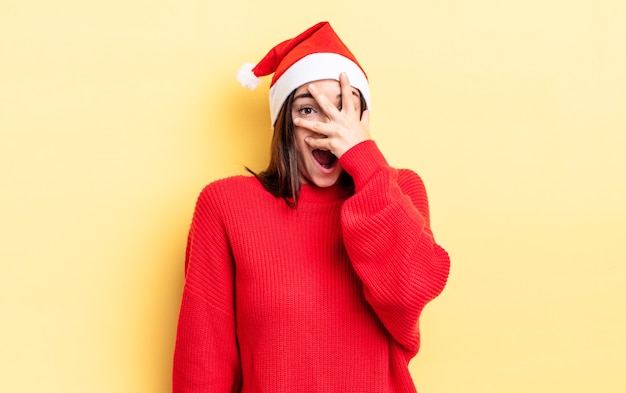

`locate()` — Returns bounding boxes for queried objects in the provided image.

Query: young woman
[173,22,450,392]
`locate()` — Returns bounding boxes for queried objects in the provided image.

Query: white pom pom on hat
[237,21,370,126]
[236,62,261,90]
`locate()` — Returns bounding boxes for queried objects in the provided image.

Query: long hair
[247,89,367,208]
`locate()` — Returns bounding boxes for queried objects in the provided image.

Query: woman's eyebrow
[294,90,360,101]
[293,93,314,101]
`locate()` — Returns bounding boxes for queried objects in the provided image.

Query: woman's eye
[298,106,316,116]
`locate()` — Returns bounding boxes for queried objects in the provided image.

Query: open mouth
[312,149,337,169]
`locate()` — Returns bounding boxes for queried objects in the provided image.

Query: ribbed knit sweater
[173,140,450,392]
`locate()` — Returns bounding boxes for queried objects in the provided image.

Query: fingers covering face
[306,73,360,119]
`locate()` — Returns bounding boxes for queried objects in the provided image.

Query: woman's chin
[310,177,340,188]
[301,170,342,188]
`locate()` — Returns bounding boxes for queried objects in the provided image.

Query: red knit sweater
[173,140,450,392]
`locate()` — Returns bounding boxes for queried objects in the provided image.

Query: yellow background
[1,1,625,392]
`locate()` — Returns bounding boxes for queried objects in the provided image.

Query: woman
[173,22,450,392]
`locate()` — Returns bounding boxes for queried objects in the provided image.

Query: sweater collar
[297,183,351,204]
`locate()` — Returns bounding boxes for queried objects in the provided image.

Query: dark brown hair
[247,89,367,208]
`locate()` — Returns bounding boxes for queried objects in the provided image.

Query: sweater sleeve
[173,184,242,392]
[339,140,450,358]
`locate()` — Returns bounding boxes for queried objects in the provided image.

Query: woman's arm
[173,185,242,392]
[340,140,450,357]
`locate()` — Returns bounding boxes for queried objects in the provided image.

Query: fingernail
[308,84,316,92]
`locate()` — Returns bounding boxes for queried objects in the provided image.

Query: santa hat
[237,21,370,126]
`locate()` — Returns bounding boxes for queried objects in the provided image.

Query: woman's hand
[293,72,370,158]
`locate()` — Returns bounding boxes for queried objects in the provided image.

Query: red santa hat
[237,21,370,126]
